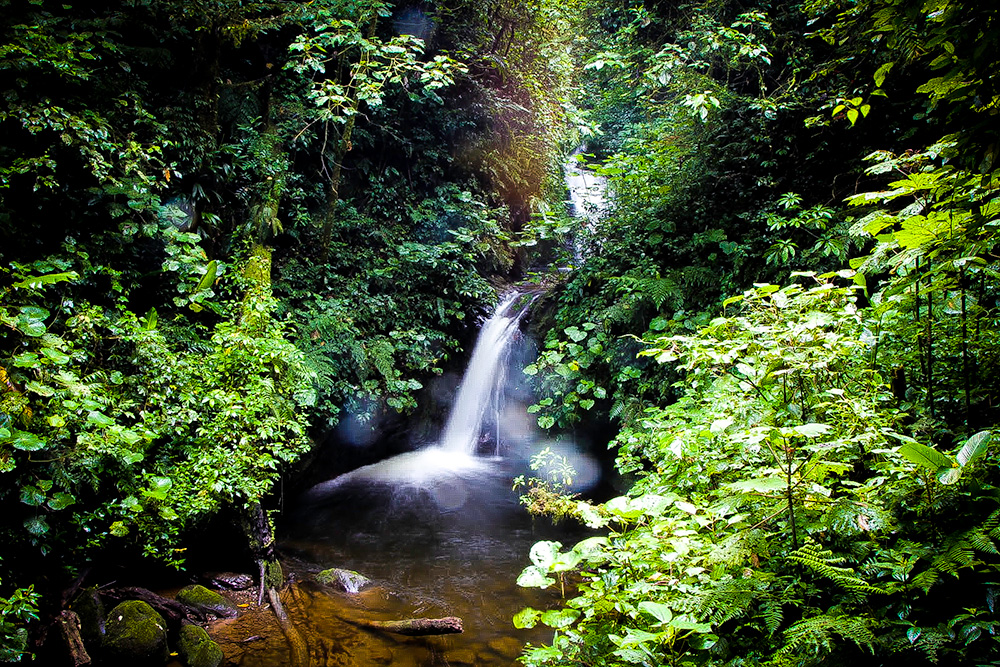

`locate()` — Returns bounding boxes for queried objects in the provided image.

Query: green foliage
[517,279,1000,666]
[0,572,38,662]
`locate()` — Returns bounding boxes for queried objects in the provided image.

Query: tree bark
[241,502,308,667]
[350,616,464,636]
[57,610,91,667]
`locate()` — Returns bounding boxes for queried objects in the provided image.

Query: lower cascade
[303,290,535,496]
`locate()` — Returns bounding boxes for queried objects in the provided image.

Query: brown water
[250,454,592,667]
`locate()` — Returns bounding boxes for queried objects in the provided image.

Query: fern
[787,541,887,595]
[367,339,395,380]
[695,577,766,625]
[781,613,876,658]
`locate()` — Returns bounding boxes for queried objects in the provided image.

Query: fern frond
[781,613,875,657]
[367,339,395,380]
[787,542,887,595]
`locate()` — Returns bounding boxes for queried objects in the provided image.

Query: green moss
[178,624,224,667]
[102,600,168,666]
[176,585,239,618]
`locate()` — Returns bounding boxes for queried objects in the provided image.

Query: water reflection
[281,457,589,666]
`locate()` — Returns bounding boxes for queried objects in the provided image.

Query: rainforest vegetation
[1,0,998,665]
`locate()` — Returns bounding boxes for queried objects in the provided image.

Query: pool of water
[271,452,592,666]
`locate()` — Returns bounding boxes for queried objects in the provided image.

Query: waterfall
[565,149,607,262]
[441,292,530,455]
[302,291,532,499]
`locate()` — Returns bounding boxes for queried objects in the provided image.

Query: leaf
[47,492,76,510]
[726,477,786,493]
[898,441,955,470]
[513,607,540,629]
[874,62,894,87]
[516,566,555,589]
[957,431,991,467]
[530,541,562,569]
[87,411,115,428]
[9,430,46,451]
[541,608,580,628]
[564,326,587,342]
[20,486,46,507]
[143,476,173,501]
[638,601,673,625]
[794,423,832,438]
[936,466,962,485]
[195,260,218,292]
[24,516,49,535]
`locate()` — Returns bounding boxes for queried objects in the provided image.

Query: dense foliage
[3,0,1000,664]
[0,0,572,658]
[515,0,1000,665]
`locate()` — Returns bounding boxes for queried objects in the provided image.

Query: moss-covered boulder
[315,568,372,593]
[102,600,169,666]
[178,624,224,667]
[176,584,239,619]
[69,586,105,648]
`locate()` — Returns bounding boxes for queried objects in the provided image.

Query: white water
[565,152,606,222]
[440,291,529,455]
[303,291,531,499]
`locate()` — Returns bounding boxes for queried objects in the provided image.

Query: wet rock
[103,600,169,666]
[178,624,224,667]
[200,571,254,591]
[177,585,239,619]
[69,586,105,647]
[315,568,372,593]
[487,636,523,660]
[444,647,477,665]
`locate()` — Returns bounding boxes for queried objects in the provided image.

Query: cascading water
[564,148,607,262]
[302,291,533,495]
[440,291,532,456]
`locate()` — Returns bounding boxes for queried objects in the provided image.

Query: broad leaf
[957,431,991,467]
[638,601,673,625]
[541,609,580,629]
[898,441,955,470]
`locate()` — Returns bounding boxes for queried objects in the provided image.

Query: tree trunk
[241,502,308,667]
[57,610,91,667]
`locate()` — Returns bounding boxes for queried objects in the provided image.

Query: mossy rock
[315,568,372,593]
[178,624,224,667]
[69,586,105,648]
[103,600,169,666]
[176,585,239,618]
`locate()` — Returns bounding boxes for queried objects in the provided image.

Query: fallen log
[352,616,463,636]
[101,586,209,625]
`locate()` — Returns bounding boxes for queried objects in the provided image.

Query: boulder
[102,600,169,666]
[177,624,224,667]
[315,568,372,593]
[176,585,239,619]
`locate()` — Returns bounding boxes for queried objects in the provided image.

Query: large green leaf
[541,609,580,628]
[638,601,673,625]
[957,431,991,467]
[898,441,955,470]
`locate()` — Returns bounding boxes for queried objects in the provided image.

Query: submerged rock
[103,600,169,666]
[178,624,224,667]
[177,585,239,618]
[200,571,254,591]
[315,568,372,593]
